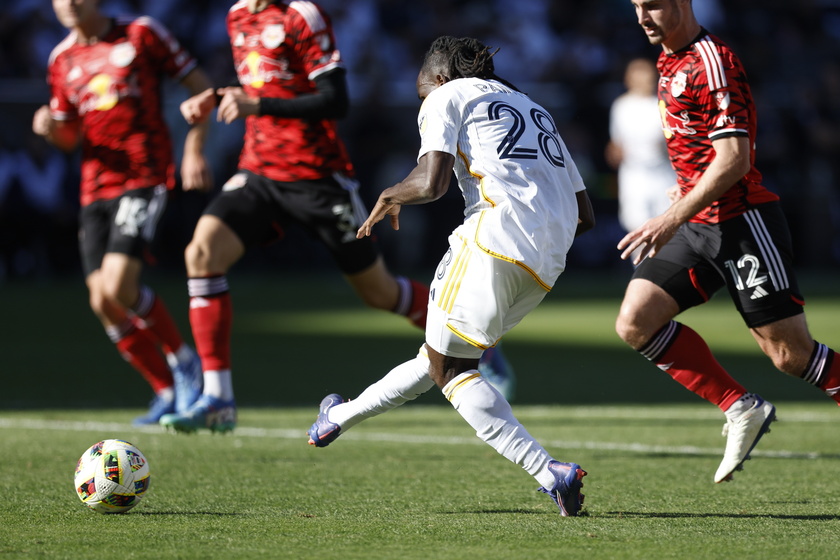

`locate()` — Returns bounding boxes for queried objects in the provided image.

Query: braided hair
[422,36,521,92]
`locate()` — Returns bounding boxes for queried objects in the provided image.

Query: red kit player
[616,0,840,483]
[161,0,514,433]
[33,0,213,424]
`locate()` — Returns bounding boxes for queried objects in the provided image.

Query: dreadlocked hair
[423,36,521,92]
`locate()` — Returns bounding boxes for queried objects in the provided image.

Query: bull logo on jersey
[261,25,285,49]
[239,51,293,88]
[86,73,119,111]
[659,99,696,139]
[670,71,687,97]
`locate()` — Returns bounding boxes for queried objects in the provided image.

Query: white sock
[329,349,436,430]
[165,344,195,369]
[724,392,757,421]
[443,371,555,488]
[203,369,234,401]
[157,386,175,403]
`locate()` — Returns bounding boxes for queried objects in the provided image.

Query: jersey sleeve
[288,1,343,81]
[693,43,750,142]
[416,87,462,160]
[132,16,197,82]
[47,58,77,121]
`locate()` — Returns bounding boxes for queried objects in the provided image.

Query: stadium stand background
[1,0,839,282]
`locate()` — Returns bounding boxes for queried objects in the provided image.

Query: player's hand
[357,197,402,238]
[617,214,679,266]
[216,87,259,124]
[180,151,214,192]
[32,105,54,136]
[180,88,217,125]
[666,184,682,204]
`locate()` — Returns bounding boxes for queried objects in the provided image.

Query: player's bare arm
[357,151,455,238]
[179,68,214,191]
[618,135,751,264]
[575,190,596,237]
[32,105,80,152]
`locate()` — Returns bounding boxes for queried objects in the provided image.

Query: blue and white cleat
[170,346,203,414]
[479,345,516,401]
[307,393,345,447]
[133,393,175,426]
[537,460,587,516]
[714,395,776,483]
[159,394,236,433]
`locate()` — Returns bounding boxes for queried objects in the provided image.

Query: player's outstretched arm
[356,151,455,238]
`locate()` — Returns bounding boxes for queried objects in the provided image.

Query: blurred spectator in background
[31,0,213,424]
[1,0,839,278]
[606,58,675,244]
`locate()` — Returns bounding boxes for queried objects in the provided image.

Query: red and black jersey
[47,16,196,207]
[227,0,354,181]
[657,30,778,224]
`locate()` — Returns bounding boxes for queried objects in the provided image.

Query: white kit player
[306,36,596,516]
[607,58,675,234]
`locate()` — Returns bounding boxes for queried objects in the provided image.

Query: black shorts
[633,201,804,328]
[204,170,379,275]
[78,185,168,277]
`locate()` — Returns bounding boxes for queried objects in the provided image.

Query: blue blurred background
[1,0,839,281]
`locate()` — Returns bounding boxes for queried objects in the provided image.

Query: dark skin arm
[575,189,596,237]
[356,150,455,238]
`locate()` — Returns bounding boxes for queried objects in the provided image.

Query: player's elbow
[576,214,596,237]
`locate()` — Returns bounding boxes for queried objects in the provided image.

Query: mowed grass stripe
[1,409,831,460]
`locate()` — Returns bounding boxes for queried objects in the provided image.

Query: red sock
[404,278,429,330]
[114,322,174,392]
[136,294,184,355]
[642,321,745,411]
[806,343,840,405]
[189,292,232,371]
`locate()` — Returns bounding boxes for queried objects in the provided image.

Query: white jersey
[418,78,585,288]
[609,92,675,232]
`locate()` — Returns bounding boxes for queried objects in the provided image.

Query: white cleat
[714,395,776,483]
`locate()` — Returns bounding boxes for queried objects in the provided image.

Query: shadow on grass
[604,511,840,520]
[133,511,246,516]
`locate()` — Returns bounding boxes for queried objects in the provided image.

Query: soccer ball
[74,439,150,514]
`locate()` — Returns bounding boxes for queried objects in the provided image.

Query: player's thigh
[291,175,380,275]
[716,203,804,328]
[201,171,288,250]
[425,237,546,359]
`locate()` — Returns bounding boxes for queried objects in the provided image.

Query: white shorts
[425,230,550,359]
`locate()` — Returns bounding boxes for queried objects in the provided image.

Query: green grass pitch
[1,271,838,558]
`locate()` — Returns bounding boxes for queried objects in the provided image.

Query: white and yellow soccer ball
[74,439,150,514]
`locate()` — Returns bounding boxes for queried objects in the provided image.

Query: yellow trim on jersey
[474,212,553,292]
[438,237,470,313]
[443,371,481,402]
[457,147,496,207]
[457,148,553,293]
[445,323,490,351]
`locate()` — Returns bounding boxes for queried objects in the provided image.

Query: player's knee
[766,346,807,376]
[185,238,211,272]
[615,312,644,348]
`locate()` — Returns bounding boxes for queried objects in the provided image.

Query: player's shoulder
[48,32,78,66]
[119,14,174,41]
[288,0,331,33]
[229,0,249,17]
